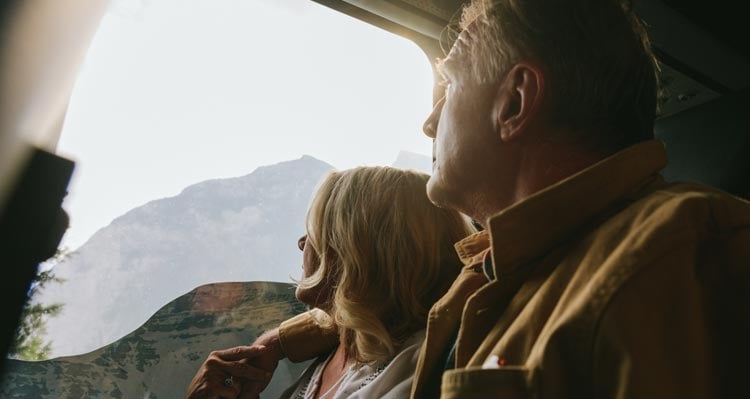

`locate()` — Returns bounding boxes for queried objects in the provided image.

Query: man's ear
[493,63,545,142]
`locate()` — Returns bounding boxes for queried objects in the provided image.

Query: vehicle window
[29,0,433,359]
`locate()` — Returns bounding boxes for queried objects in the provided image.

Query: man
[187,0,750,397]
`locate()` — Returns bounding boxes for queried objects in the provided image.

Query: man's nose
[423,96,445,139]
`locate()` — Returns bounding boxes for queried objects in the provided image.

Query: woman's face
[295,235,331,308]
[298,235,318,279]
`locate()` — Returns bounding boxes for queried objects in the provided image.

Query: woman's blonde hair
[298,166,474,363]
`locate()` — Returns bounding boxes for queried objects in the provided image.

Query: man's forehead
[444,20,480,67]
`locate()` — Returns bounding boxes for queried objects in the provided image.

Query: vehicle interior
[1,0,748,397]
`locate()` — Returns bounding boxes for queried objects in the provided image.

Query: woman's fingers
[185,368,241,399]
[206,356,273,383]
[187,346,274,399]
[207,370,242,398]
[212,345,268,362]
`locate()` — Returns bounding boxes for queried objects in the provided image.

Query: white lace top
[288,330,425,399]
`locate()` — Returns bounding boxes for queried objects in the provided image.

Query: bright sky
[57,0,435,249]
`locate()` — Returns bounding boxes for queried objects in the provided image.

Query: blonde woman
[281,166,474,399]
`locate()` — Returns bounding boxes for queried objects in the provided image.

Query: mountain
[392,150,431,174]
[39,155,334,358]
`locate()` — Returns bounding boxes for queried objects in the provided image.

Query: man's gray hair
[455,0,659,151]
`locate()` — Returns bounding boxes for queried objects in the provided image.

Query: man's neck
[479,140,611,226]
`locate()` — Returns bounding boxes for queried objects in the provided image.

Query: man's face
[422,31,501,216]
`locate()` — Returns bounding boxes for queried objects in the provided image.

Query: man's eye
[436,80,451,100]
[442,83,452,97]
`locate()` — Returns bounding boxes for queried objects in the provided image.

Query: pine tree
[9,249,69,360]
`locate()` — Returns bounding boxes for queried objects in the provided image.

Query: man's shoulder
[576,180,750,313]
[570,182,750,344]
[583,181,748,261]
[618,180,750,242]
[649,180,748,208]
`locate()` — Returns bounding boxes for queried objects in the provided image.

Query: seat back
[656,89,750,199]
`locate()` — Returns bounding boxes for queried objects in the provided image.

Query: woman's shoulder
[278,353,330,399]
[338,329,426,398]
[388,329,426,369]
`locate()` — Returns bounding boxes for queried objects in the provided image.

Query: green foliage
[9,249,70,360]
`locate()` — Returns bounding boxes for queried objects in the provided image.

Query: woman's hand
[236,328,285,399]
[186,346,273,399]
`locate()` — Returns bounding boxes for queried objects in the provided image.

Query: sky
[57,0,436,249]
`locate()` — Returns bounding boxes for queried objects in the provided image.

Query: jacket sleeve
[591,246,717,399]
[278,309,339,363]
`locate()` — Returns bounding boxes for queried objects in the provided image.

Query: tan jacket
[280,140,750,398]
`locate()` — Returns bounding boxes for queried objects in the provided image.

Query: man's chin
[426,176,452,209]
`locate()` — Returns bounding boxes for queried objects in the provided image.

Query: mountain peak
[391,151,431,174]
[299,154,319,162]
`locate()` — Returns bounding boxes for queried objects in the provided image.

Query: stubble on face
[425,35,469,206]
[425,27,497,219]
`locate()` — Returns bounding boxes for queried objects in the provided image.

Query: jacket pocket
[440,366,537,399]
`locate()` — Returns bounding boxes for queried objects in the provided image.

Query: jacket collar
[454,230,491,266]
[484,140,668,278]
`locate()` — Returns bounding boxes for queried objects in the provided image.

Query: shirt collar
[487,139,668,278]
[454,230,491,266]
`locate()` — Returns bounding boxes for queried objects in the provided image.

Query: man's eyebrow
[436,57,458,83]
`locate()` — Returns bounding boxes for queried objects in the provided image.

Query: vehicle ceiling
[318,0,750,118]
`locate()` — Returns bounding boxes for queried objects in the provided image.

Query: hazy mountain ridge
[392,150,431,173]
[40,155,334,357]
